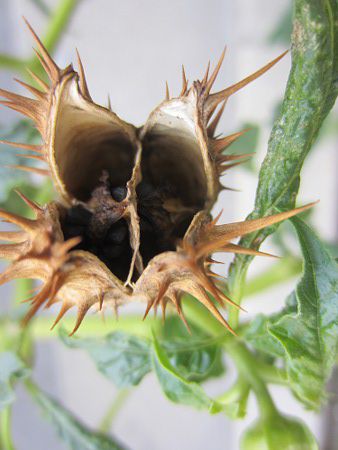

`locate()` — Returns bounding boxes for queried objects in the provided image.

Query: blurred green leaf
[0,119,42,201]
[60,330,152,388]
[268,6,292,45]
[0,352,29,411]
[269,219,338,409]
[151,334,222,412]
[0,54,26,72]
[0,317,34,363]
[243,257,302,298]
[326,241,338,259]
[29,0,51,15]
[61,321,225,390]
[0,320,22,354]
[227,123,260,173]
[0,119,40,146]
[26,381,127,450]
[0,179,54,215]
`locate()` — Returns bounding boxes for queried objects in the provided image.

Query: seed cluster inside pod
[60,168,193,282]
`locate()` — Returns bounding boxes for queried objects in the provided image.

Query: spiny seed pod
[0,20,314,334]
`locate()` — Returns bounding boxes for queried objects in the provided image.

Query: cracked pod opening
[50,77,141,281]
[141,119,207,209]
[55,81,209,276]
[139,95,210,264]
[61,204,133,282]
[52,83,138,202]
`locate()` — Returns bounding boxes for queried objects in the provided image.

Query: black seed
[111,186,127,202]
[137,181,154,200]
[66,205,92,225]
[88,244,100,255]
[139,212,157,231]
[102,243,126,259]
[63,225,85,239]
[106,223,128,244]
[60,176,137,282]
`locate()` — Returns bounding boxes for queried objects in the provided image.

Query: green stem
[40,0,80,53]
[0,407,15,450]
[28,0,80,76]
[30,314,160,339]
[99,389,131,434]
[183,295,228,338]
[0,54,26,72]
[229,253,303,324]
[183,296,279,417]
[14,279,33,304]
[216,376,249,405]
[225,340,277,420]
[0,0,79,76]
[255,362,287,385]
[228,271,246,330]
[24,378,36,397]
[243,256,302,298]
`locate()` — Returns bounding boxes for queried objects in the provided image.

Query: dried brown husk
[0,20,314,334]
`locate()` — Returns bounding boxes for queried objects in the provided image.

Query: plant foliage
[0,0,337,448]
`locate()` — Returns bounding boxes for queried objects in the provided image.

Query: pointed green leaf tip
[269,218,338,409]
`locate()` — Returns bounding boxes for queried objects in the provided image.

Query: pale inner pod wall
[0,0,336,449]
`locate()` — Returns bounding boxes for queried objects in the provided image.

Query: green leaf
[254,0,337,218]
[244,293,297,358]
[269,219,338,408]
[161,316,225,382]
[227,123,260,173]
[229,0,338,306]
[26,381,127,450]
[60,330,151,388]
[151,334,222,413]
[244,314,285,359]
[0,352,29,411]
[0,54,26,72]
[29,0,51,15]
[163,338,224,382]
[0,179,54,216]
[268,6,292,45]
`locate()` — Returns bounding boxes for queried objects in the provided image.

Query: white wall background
[0,0,337,449]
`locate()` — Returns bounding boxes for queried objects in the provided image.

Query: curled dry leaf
[0,20,314,334]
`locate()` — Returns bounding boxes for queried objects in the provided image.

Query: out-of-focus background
[0,1,337,449]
